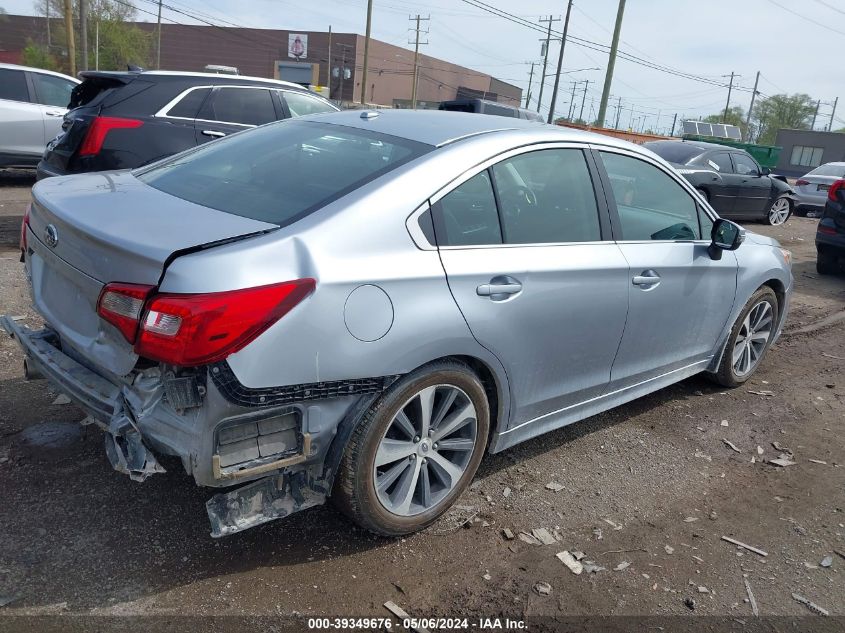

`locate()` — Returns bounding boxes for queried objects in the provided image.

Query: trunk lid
[26,171,277,375]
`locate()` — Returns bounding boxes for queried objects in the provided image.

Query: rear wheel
[711,287,779,387]
[817,249,839,275]
[332,360,489,536]
[766,196,792,225]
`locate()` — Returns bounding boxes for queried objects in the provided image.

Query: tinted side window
[210,88,276,126]
[168,87,211,118]
[282,91,336,117]
[0,69,29,102]
[733,153,759,176]
[30,73,74,107]
[704,152,733,173]
[492,149,601,244]
[433,171,502,246]
[601,151,700,241]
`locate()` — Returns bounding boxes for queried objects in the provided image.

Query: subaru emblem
[44,224,59,248]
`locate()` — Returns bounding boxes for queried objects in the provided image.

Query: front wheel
[332,360,490,536]
[766,196,792,225]
[710,287,779,387]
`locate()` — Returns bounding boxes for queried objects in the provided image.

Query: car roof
[675,139,743,152]
[0,62,80,83]
[296,109,633,149]
[77,69,306,91]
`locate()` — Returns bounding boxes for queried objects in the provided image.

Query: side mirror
[760,166,771,176]
[708,218,745,260]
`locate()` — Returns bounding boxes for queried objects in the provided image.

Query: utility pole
[578,79,590,122]
[744,70,760,141]
[336,43,354,103]
[567,80,578,120]
[409,15,429,109]
[525,62,535,109]
[63,0,76,76]
[722,72,738,123]
[811,99,820,130]
[829,97,839,132]
[79,0,88,71]
[597,0,625,127]
[360,0,373,104]
[546,0,573,124]
[327,25,332,92]
[45,2,51,48]
[156,0,163,69]
[614,96,622,129]
[536,15,560,114]
[671,112,678,136]
[95,20,99,70]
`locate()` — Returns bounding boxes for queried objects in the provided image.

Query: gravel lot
[0,173,843,628]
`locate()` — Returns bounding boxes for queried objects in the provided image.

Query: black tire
[765,196,792,225]
[816,249,838,275]
[332,359,490,536]
[710,286,779,387]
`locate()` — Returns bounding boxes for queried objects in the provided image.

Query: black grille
[210,362,393,408]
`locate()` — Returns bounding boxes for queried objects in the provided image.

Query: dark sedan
[645,140,796,225]
[816,179,845,274]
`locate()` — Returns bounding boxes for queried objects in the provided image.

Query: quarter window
[209,88,277,126]
[600,151,701,241]
[168,87,211,118]
[704,152,733,173]
[732,153,760,176]
[0,69,29,102]
[31,73,75,107]
[282,91,337,117]
[491,149,601,244]
[433,171,502,246]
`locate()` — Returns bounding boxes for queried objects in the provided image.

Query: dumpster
[681,134,781,169]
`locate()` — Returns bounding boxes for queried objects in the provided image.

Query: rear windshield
[137,120,430,226]
[807,164,845,178]
[644,141,705,165]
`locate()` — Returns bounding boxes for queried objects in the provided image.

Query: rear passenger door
[194,86,280,144]
[0,67,46,162]
[28,71,76,146]
[432,146,629,427]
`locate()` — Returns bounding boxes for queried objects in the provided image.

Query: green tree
[750,93,816,145]
[35,0,152,73]
[21,38,61,71]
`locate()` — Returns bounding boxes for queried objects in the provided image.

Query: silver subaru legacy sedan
[2,110,792,537]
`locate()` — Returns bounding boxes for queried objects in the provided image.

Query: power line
[765,0,845,36]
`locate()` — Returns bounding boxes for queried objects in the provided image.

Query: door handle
[632,270,661,288]
[45,110,64,117]
[202,130,226,138]
[477,276,522,300]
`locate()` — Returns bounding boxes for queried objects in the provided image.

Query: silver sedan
[795,162,845,217]
[2,110,792,537]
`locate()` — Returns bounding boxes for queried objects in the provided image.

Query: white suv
[0,63,79,168]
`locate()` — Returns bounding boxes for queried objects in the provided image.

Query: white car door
[28,71,77,147]
[0,67,46,162]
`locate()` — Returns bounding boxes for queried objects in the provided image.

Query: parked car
[2,111,792,538]
[0,63,79,169]
[795,162,845,218]
[816,178,845,274]
[644,140,796,225]
[37,70,338,179]
[439,98,544,122]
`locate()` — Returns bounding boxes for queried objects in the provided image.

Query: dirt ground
[0,174,843,630]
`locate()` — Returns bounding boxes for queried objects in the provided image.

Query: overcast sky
[5,0,843,131]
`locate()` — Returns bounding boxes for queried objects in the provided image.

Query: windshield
[137,120,430,226]
[807,163,845,178]
[644,141,705,165]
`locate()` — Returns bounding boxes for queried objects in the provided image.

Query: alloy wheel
[732,300,774,377]
[373,385,477,517]
[768,198,790,225]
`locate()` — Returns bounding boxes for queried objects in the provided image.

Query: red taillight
[97,282,155,343]
[134,280,315,366]
[795,178,810,186]
[828,179,845,202]
[79,116,143,157]
[19,203,31,257]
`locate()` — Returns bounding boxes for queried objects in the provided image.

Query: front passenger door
[194,86,279,144]
[598,150,738,391]
[732,153,770,214]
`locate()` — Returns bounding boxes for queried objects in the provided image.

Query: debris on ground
[772,441,791,453]
[502,486,511,498]
[697,586,709,593]
[51,394,71,405]
[722,438,741,453]
[581,561,606,573]
[518,532,541,546]
[820,555,833,568]
[556,551,583,575]
[683,597,695,611]
[792,593,829,616]
[684,516,699,523]
[502,528,514,540]
[769,457,796,467]
[534,581,552,596]
[808,459,827,465]
[744,579,759,616]
[482,573,491,581]
[757,446,764,455]
[721,420,730,427]
[545,482,565,492]
[721,536,768,557]
[664,545,675,554]
[614,561,630,571]
[531,528,557,545]
[592,527,603,540]
[694,449,712,462]
[384,601,430,632]
[709,511,718,520]
[571,550,585,560]
[747,390,775,397]
[602,518,623,530]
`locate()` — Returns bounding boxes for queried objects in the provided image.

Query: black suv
[816,179,845,275]
[37,70,338,179]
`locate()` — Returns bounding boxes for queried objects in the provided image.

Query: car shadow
[0,370,720,611]
[0,168,37,188]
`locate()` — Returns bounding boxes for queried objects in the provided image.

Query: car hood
[744,230,781,247]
